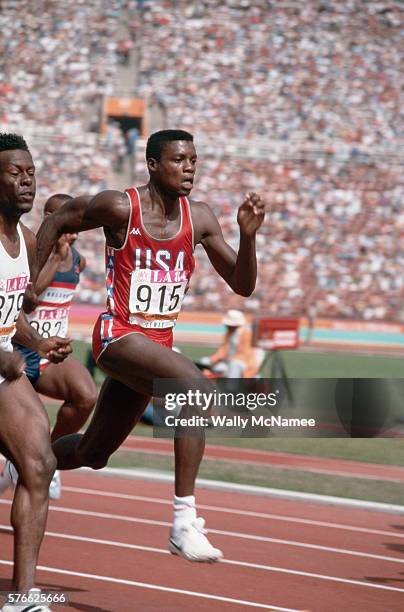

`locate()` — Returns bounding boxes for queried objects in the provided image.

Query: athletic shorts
[12,343,49,385]
[92,313,174,363]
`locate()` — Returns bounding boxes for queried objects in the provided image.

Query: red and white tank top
[0,223,30,351]
[105,187,195,329]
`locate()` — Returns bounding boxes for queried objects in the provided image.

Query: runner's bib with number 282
[105,187,195,329]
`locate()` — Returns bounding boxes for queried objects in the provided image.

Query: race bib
[29,308,68,338]
[0,274,29,342]
[129,269,189,328]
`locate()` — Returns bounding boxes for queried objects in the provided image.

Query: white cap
[222,309,246,327]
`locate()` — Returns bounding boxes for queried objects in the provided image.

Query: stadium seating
[1,0,402,321]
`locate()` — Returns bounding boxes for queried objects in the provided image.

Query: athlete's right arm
[34,235,71,295]
[34,250,64,296]
[36,190,129,276]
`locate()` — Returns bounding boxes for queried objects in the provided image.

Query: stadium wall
[69,304,404,354]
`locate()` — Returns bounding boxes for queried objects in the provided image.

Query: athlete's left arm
[15,225,72,362]
[79,254,86,272]
[20,222,39,313]
[20,224,65,311]
[194,192,265,297]
[34,235,71,296]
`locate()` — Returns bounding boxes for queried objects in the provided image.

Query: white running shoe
[0,462,61,500]
[48,470,61,500]
[169,517,223,562]
[1,588,52,611]
[0,461,18,493]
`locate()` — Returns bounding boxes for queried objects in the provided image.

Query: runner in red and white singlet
[93,186,195,360]
[36,129,266,564]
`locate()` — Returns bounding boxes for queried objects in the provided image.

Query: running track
[119,435,404,482]
[1,470,404,611]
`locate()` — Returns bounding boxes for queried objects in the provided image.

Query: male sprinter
[0,133,71,611]
[36,129,265,562]
[9,194,97,499]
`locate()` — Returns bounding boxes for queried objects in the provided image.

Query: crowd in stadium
[1,0,403,321]
[0,0,121,303]
[137,0,402,146]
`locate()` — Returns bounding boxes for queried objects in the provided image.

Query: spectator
[201,310,261,378]
[1,0,402,322]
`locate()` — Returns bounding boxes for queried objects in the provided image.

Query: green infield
[107,449,404,506]
[46,339,403,504]
[179,344,404,378]
[72,339,404,378]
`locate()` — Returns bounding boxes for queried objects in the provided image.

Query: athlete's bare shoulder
[187,198,219,244]
[97,189,132,248]
[90,189,129,222]
[66,189,130,234]
[20,222,38,280]
[19,222,36,251]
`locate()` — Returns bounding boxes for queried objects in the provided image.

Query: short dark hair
[44,193,72,214]
[0,133,29,153]
[146,129,193,160]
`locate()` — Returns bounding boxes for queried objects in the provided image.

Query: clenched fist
[237,192,266,237]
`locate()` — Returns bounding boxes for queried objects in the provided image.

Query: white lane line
[1,522,403,570]
[91,467,404,515]
[0,560,297,611]
[223,559,404,594]
[46,486,404,540]
[1,528,403,595]
[1,498,404,561]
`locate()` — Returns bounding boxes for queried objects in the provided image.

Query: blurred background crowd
[1,0,403,321]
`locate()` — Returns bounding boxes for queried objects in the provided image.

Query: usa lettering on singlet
[26,247,81,339]
[105,187,195,329]
[0,224,30,352]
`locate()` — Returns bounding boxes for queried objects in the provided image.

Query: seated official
[201,310,261,378]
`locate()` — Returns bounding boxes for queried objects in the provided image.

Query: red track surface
[1,470,404,611]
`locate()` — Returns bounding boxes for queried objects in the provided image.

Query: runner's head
[146,130,196,197]
[44,193,77,244]
[222,310,246,333]
[0,133,35,217]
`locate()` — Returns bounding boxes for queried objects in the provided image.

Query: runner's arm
[36,190,129,275]
[34,247,64,295]
[13,309,47,351]
[79,254,86,272]
[36,237,81,294]
[20,223,39,312]
[13,310,72,362]
[196,193,265,297]
[20,223,64,309]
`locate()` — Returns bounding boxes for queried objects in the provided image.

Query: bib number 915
[129,269,188,316]
[134,283,182,313]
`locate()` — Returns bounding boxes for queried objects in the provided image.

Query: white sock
[173,494,197,529]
